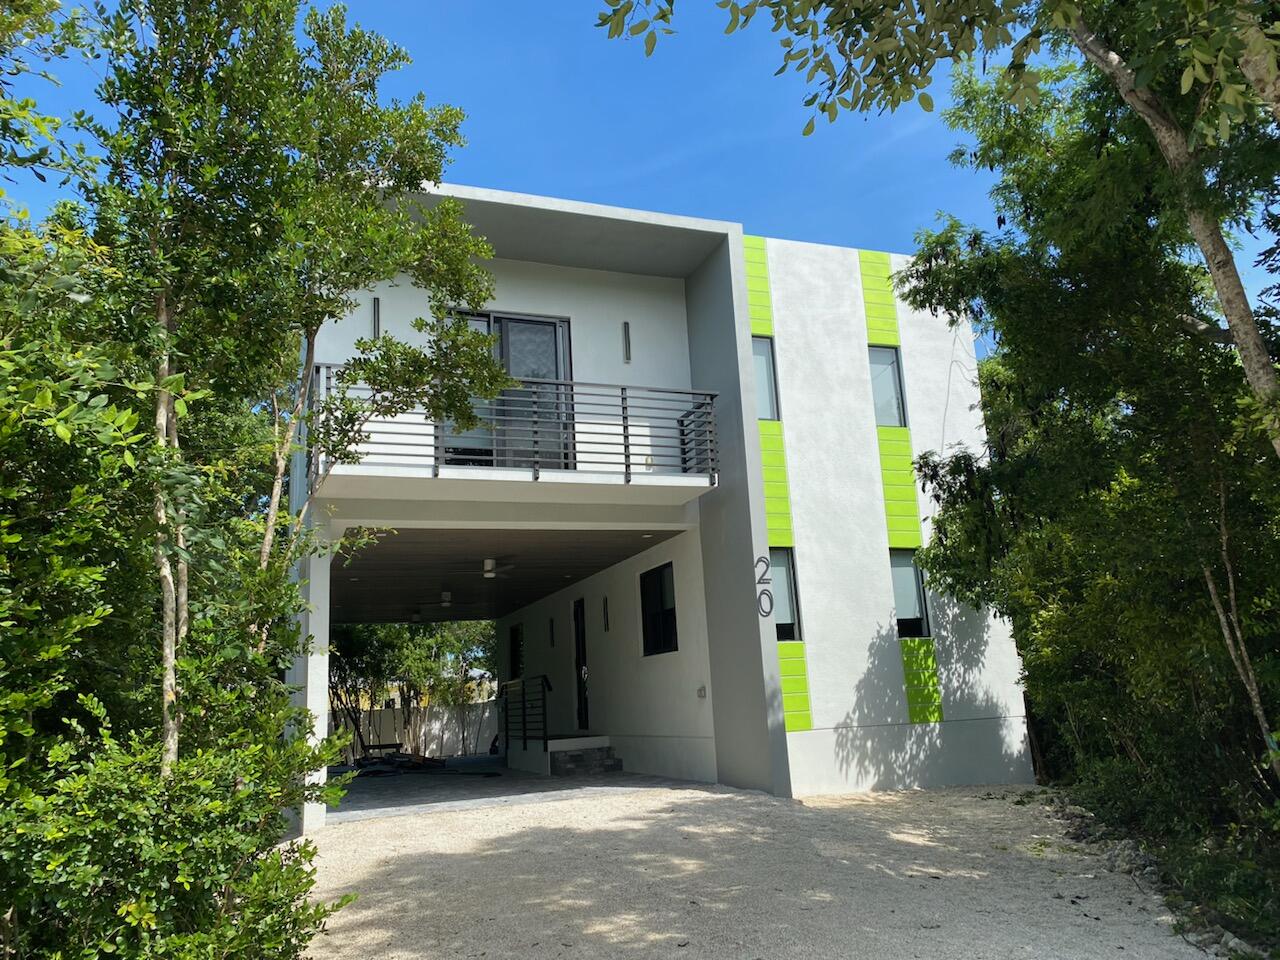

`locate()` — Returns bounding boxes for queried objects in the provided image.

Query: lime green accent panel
[758,420,795,548]
[744,235,774,336]
[778,657,807,678]
[888,528,923,549]
[777,640,813,732]
[900,637,944,724]
[783,712,810,733]
[876,425,922,548]
[783,693,812,714]
[780,676,808,695]
[859,249,900,347]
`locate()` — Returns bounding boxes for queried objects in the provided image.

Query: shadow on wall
[832,594,1030,790]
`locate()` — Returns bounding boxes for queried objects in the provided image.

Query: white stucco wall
[315,259,692,392]
[495,530,717,783]
[762,237,1032,794]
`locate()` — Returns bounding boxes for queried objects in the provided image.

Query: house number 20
[755,555,773,617]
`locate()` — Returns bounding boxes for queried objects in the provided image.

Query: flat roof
[428,183,739,278]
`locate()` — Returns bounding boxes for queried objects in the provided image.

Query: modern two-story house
[290,185,1033,831]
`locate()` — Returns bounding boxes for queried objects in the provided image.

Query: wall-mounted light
[372,296,381,338]
[622,321,631,363]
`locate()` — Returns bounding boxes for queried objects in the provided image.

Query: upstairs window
[640,562,679,655]
[752,336,780,420]
[869,346,907,427]
[770,547,801,641]
[890,550,929,638]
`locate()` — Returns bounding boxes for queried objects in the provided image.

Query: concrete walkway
[307,782,1202,960]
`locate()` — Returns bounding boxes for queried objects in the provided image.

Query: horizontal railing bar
[315,364,718,401]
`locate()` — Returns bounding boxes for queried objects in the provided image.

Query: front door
[573,598,589,730]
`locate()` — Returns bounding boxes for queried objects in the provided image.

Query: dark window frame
[890,550,930,638]
[869,345,908,428]
[769,546,803,642]
[752,335,782,421]
[640,562,679,656]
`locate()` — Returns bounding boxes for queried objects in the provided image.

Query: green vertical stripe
[759,420,795,548]
[860,250,938,722]
[777,640,813,732]
[744,234,774,336]
[748,236,810,731]
[859,249,900,347]
[900,637,944,724]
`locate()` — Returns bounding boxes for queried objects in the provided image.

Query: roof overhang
[425,183,738,278]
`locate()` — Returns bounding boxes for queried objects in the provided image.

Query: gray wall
[685,235,793,796]
[496,530,717,783]
[766,237,1032,793]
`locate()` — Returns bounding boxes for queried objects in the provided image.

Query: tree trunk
[154,293,179,779]
[259,333,316,570]
[1070,23,1280,461]
[1236,14,1280,125]
[1200,481,1280,782]
[1203,567,1280,781]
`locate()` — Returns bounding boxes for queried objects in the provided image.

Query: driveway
[307,780,1201,960]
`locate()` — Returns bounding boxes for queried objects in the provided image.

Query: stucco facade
[291,185,1033,831]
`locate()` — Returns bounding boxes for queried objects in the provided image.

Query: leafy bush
[0,702,348,959]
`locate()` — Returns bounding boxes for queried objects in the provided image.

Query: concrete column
[288,546,330,833]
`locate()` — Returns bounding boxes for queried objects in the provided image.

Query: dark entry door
[573,598,589,730]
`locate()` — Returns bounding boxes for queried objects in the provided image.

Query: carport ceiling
[331,527,681,624]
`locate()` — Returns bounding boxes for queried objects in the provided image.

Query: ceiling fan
[426,558,516,580]
[409,590,481,622]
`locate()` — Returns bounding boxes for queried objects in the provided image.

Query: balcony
[309,363,718,505]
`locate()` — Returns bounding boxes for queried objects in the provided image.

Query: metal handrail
[499,675,553,753]
[310,364,719,485]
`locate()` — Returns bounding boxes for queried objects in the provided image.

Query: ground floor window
[889,550,929,638]
[640,562,678,655]
[769,547,801,641]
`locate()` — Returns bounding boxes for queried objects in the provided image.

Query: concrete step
[549,745,623,777]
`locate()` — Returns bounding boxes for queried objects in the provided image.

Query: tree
[86,0,508,775]
[329,621,496,758]
[599,0,1280,460]
[885,62,1279,940]
[1,3,507,953]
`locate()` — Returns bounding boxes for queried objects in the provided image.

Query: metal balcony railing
[310,363,718,485]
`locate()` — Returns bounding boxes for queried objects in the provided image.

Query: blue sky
[12,1,1269,295]
[15,1,997,255]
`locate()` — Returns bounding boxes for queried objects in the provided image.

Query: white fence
[331,699,501,762]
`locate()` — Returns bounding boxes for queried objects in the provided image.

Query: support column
[288,545,330,834]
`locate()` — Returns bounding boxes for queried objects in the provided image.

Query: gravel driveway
[307,780,1200,960]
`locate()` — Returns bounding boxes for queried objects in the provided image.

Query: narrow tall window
[372,296,381,338]
[640,562,679,655]
[548,617,555,648]
[869,346,907,427]
[770,547,801,641]
[889,550,929,638]
[752,336,780,420]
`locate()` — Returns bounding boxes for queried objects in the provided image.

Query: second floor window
[752,336,780,420]
[869,346,907,427]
